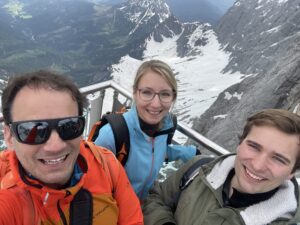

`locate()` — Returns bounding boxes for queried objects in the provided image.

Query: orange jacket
[0,141,143,225]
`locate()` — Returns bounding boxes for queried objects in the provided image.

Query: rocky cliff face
[192,0,300,151]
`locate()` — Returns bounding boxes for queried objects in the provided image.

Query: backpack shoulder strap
[70,188,93,225]
[103,114,130,166]
[179,157,214,190]
[167,114,177,145]
[168,157,214,212]
[87,120,103,142]
[85,141,120,193]
[75,141,120,225]
[74,141,122,225]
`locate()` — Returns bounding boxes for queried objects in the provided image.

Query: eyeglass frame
[136,88,175,103]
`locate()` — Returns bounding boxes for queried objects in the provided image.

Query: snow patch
[214,114,227,119]
[265,25,281,34]
[224,91,243,100]
[258,0,288,4]
[111,25,244,136]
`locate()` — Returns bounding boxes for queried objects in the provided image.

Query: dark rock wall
[192,0,300,151]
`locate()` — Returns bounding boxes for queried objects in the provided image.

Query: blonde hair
[133,60,177,100]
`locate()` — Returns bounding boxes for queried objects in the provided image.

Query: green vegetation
[3,1,32,19]
[0,0,146,87]
[0,49,58,74]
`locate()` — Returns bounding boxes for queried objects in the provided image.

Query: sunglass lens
[17,121,49,144]
[57,117,84,140]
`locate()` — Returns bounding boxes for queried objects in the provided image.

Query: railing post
[87,90,105,133]
[112,90,119,111]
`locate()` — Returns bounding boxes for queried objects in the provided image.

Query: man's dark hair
[1,70,87,124]
[239,109,300,172]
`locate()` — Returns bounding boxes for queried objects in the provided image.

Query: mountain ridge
[192,0,300,150]
[0,0,178,86]
[0,0,299,154]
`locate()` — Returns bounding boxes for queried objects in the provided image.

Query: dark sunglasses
[9,116,85,145]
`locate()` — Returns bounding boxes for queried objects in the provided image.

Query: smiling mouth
[147,109,162,115]
[245,167,265,181]
[40,155,68,165]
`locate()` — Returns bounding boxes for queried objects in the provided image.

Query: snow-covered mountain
[193,0,300,150]
[110,0,300,150]
[116,0,171,36]
[120,0,171,23]
[90,0,235,24]
[109,1,245,143]
[0,0,299,152]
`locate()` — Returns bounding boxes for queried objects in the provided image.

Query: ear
[4,125,14,149]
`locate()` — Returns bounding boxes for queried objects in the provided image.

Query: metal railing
[0,80,229,155]
[80,80,230,156]
[81,80,300,183]
[0,80,299,182]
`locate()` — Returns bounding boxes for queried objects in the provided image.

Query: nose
[251,154,267,172]
[150,94,162,107]
[43,130,67,152]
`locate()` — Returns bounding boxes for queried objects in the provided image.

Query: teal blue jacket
[94,106,196,200]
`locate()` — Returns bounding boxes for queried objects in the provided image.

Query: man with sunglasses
[0,70,143,225]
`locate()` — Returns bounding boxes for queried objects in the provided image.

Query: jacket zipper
[43,192,67,225]
[139,137,155,199]
[43,192,49,206]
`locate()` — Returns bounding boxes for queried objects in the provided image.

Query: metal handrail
[80,81,298,182]
[79,80,230,155]
[0,80,299,183]
[177,123,229,155]
[80,80,230,156]
[80,80,132,99]
[0,80,230,156]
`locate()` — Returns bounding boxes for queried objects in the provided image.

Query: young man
[0,70,143,225]
[143,109,300,225]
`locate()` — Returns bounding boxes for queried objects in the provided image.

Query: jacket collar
[130,104,174,133]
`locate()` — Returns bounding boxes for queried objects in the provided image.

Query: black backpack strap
[167,157,214,212]
[103,114,130,166]
[70,188,93,225]
[88,120,106,142]
[179,157,214,190]
[167,114,177,145]
[291,177,299,202]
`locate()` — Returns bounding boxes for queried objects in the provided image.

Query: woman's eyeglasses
[9,116,85,145]
[138,88,174,103]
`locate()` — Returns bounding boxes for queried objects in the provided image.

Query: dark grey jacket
[143,154,300,225]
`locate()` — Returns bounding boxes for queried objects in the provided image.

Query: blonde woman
[95,60,198,200]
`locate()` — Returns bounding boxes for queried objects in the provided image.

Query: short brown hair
[239,109,300,172]
[1,70,87,124]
